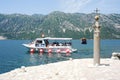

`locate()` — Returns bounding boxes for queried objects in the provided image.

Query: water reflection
[29,52,71,65]
[29,54,37,65]
[39,52,43,56]
[48,53,52,58]
[57,53,61,58]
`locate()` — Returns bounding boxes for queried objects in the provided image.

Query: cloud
[59,0,120,14]
[60,0,91,13]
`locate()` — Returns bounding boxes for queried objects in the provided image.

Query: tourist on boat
[44,39,49,47]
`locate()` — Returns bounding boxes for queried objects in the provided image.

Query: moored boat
[23,37,77,53]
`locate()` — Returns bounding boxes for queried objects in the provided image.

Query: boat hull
[23,44,77,53]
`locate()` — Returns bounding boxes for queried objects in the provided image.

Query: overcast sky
[0,0,120,15]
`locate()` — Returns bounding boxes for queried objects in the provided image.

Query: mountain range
[0,11,120,39]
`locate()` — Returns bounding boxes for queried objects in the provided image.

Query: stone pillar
[93,15,101,65]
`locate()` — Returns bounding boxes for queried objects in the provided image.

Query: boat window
[36,40,42,43]
[47,40,72,46]
[35,40,46,47]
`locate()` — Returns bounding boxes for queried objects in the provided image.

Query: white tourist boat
[23,37,77,53]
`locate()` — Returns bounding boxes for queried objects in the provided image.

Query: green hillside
[0,11,120,39]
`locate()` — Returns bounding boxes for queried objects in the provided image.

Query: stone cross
[94,8,99,14]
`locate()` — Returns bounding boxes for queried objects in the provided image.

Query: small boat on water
[23,37,77,53]
[81,38,87,44]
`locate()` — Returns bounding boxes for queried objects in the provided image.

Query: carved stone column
[93,12,101,65]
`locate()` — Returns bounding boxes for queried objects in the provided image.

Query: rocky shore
[0,58,120,80]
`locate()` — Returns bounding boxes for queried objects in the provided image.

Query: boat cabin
[34,37,72,48]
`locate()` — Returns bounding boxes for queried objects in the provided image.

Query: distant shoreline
[0,36,7,40]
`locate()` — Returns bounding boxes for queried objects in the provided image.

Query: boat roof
[36,37,72,40]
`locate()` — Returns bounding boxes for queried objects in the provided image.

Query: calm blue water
[0,40,120,74]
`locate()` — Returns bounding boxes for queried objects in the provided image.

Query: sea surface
[0,40,120,74]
